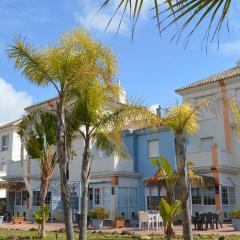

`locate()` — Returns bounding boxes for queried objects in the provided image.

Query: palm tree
[18,112,58,239]
[67,78,141,240]
[159,198,182,240]
[101,0,231,43]
[161,103,200,240]
[150,156,178,205]
[7,29,118,240]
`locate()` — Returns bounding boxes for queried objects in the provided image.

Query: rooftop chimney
[156,105,161,117]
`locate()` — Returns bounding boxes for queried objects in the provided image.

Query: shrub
[115,215,125,220]
[229,209,240,219]
[88,208,109,220]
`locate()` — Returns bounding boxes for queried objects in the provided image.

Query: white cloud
[218,41,240,56]
[75,0,154,35]
[0,78,32,125]
[75,7,128,34]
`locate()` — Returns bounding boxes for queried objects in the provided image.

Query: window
[192,188,202,204]
[203,187,216,205]
[33,191,40,206]
[147,196,162,210]
[33,191,51,206]
[22,191,27,206]
[118,187,138,219]
[221,186,236,205]
[222,187,228,205]
[94,188,100,205]
[45,192,51,205]
[15,192,21,206]
[89,188,93,200]
[1,135,9,151]
[1,163,6,171]
[148,140,159,158]
[201,137,214,151]
[229,187,236,205]
[99,150,111,158]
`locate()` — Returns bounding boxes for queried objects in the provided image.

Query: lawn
[0,229,238,240]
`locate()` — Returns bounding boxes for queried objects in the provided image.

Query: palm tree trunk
[57,99,74,240]
[175,133,192,240]
[165,223,174,240]
[79,135,91,240]
[39,176,50,239]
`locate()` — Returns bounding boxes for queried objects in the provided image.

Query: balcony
[187,150,212,168]
[187,146,239,172]
[6,159,60,179]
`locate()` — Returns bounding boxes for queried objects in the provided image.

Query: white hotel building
[0,63,240,221]
[176,63,240,217]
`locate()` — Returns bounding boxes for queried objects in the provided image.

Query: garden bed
[0,229,239,240]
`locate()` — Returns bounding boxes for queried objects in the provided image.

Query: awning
[144,171,216,188]
[0,180,25,191]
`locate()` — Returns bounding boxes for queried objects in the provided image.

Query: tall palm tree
[102,0,232,43]
[161,103,200,240]
[18,112,58,239]
[67,78,142,240]
[7,29,117,240]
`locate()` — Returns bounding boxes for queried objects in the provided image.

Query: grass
[0,229,239,240]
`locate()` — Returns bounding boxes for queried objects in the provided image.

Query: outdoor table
[194,213,222,230]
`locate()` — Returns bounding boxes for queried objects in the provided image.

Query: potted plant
[229,209,240,230]
[88,208,109,230]
[113,215,125,228]
[12,214,25,224]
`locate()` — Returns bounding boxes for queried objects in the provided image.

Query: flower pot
[92,219,103,230]
[13,216,24,224]
[232,218,240,230]
[113,220,125,228]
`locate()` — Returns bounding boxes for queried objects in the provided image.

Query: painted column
[110,176,119,219]
[219,80,232,152]
[211,144,221,211]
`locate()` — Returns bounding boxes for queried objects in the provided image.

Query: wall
[123,129,176,210]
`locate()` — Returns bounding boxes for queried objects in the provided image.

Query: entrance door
[88,188,93,209]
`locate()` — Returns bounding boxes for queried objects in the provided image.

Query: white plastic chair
[155,213,163,230]
[138,211,154,231]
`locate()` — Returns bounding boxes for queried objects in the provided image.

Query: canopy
[0,180,26,191]
[144,171,216,188]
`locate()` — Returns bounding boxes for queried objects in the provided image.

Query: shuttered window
[148,140,159,158]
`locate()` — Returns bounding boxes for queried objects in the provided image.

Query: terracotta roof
[25,96,58,111]
[175,66,240,93]
[0,118,22,130]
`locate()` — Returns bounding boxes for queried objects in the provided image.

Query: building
[123,128,175,211]
[0,88,143,221]
[176,63,240,218]
[0,96,176,221]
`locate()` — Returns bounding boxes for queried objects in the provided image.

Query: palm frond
[7,38,60,93]
[101,0,232,44]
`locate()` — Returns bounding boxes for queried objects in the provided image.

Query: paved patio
[0,222,238,236]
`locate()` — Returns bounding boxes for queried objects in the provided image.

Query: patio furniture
[204,213,215,230]
[1,211,11,223]
[214,212,223,229]
[138,211,154,231]
[74,213,91,227]
[194,213,221,230]
[148,213,163,230]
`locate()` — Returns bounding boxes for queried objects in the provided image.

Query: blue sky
[1,0,240,124]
